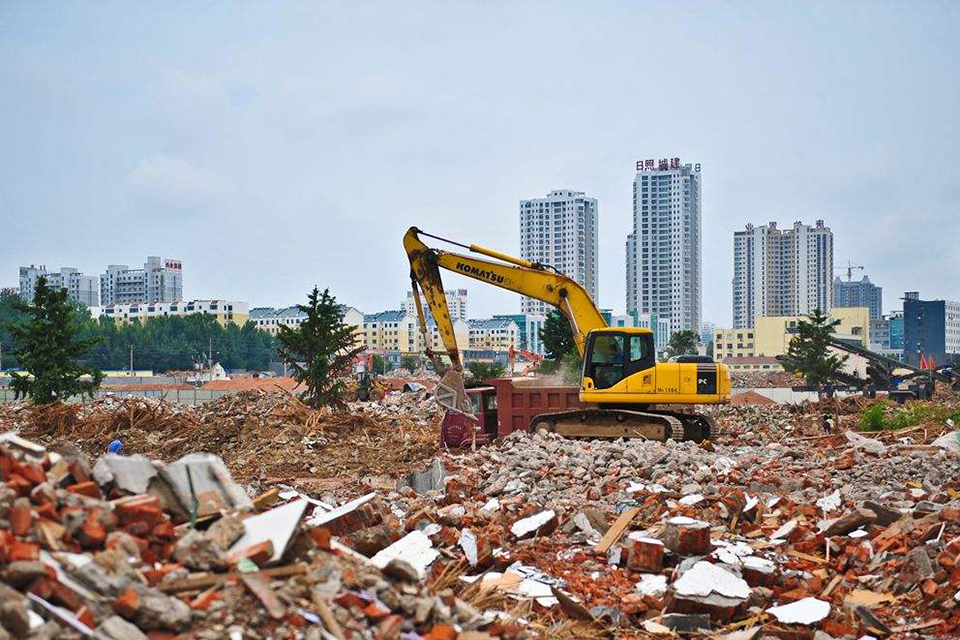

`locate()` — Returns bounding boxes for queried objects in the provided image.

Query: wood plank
[242,573,286,619]
[159,562,307,593]
[593,507,641,554]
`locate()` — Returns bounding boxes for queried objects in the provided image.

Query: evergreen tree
[466,361,506,387]
[276,287,364,408]
[783,309,847,393]
[6,277,103,403]
[539,310,576,360]
[401,355,419,373]
[666,330,699,359]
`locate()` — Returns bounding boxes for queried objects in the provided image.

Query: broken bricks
[663,516,712,555]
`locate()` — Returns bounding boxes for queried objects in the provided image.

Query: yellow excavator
[404,227,730,442]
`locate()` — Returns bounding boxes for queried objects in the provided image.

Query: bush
[859,403,887,431]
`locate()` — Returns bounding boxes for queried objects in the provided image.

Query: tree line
[1,291,277,373]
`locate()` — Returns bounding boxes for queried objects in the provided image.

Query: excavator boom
[404,226,607,415]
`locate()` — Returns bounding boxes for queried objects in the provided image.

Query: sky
[1,1,958,327]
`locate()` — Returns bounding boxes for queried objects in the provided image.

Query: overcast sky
[2,1,958,327]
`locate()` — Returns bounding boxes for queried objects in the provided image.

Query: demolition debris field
[1,385,960,639]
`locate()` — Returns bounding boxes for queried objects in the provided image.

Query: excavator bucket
[435,369,474,417]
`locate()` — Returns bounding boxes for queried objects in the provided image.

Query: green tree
[6,277,103,403]
[371,355,389,375]
[782,309,847,394]
[401,355,419,373]
[276,287,364,408]
[466,361,506,387]
[666,330,699,359]
[539,310,576,360]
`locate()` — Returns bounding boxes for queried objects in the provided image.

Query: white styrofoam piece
[636,573,667,596]
[770,518,798,540]
[307,493,375,527]
[766,596,830,624]
[510,509,555,538]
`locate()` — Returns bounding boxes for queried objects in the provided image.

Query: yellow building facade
[714,307,871,361]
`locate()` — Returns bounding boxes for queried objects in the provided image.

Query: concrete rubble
[1,384,960,638]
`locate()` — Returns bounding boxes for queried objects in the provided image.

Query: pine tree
[783,309,847,393]
[666,330,699,359]
[7,277,103,404]
[276,287,364,408]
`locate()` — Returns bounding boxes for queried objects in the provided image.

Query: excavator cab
[582,329,656,390]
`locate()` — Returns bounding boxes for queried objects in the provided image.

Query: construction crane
[403,227,730,442]
[835,260,865,282]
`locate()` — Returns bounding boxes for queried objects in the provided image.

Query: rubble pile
[7,390,441,489]
[730,370,803,389]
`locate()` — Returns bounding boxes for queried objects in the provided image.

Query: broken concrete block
[383,558,421,583]
[159,453,252,516]
[174,530,226,571]
[2,561,49,588]
[823,508,877,537]
[98,615,149,640]
[661,613,711,633]
[663,516,712,555]
[511,510,557,539]
[903,546,935,582]
[128,584,191,632]
[93,454,158,495]
[861,500,901,527]
[396,458,448,495]
[626,537,664,572]
[669,561,750,621]
[205,514,245,551]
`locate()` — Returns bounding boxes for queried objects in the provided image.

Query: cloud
[127,155,230,214]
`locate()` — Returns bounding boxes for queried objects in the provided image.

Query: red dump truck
[439,378,583,448]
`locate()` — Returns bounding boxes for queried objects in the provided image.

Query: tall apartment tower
[519,190,598,315]
[19,265,99,307]
[626,158,702,333]
[100,257,183,306]
[402,289,468,321]
[833,276,882,321]
[732,221,834,328]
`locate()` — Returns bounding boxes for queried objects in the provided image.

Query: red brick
[377,615,404,640]
[190,588,221,611]
[114,587,140,619]
[309,527,332,551]
[626,537,664,572]
[18,462,46,486]
[116,497,163,527]
[423,623,457,640]
[66,481,100,499]
[146,633,178,640]
[49,581,82,612]
[36,502,58,520]
[228,540,273,566]
[10,498,32,536]
[75,606,95,629]
[150,521,177,540]
[79,519,106,549]
[7,473,33,495]
[67,460,90,484]
[663,517,712,556]
[10,540,40,562]
[363,601,391,620]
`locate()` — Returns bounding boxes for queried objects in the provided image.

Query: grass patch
[858,400,959,431]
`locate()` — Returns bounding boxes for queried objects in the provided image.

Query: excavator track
[528,409,713,443]
[529,409,683,442]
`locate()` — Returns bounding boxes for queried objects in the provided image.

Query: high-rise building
[100,257,183,306]
[902,292,960,367]
[19,265,99,307]
[519,190,598,316]
[626,158,701,333]
[732,221,833,328]
[833,276,882,321]
[401,289,468,322]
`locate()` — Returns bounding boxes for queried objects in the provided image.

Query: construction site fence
[0,387,240,405]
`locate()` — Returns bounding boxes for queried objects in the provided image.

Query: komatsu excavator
[404,227,730,442]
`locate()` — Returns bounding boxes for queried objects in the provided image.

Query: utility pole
[129,345,133,373]
[208,338,213,367]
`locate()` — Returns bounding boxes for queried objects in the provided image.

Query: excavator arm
[404,226,607,414]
